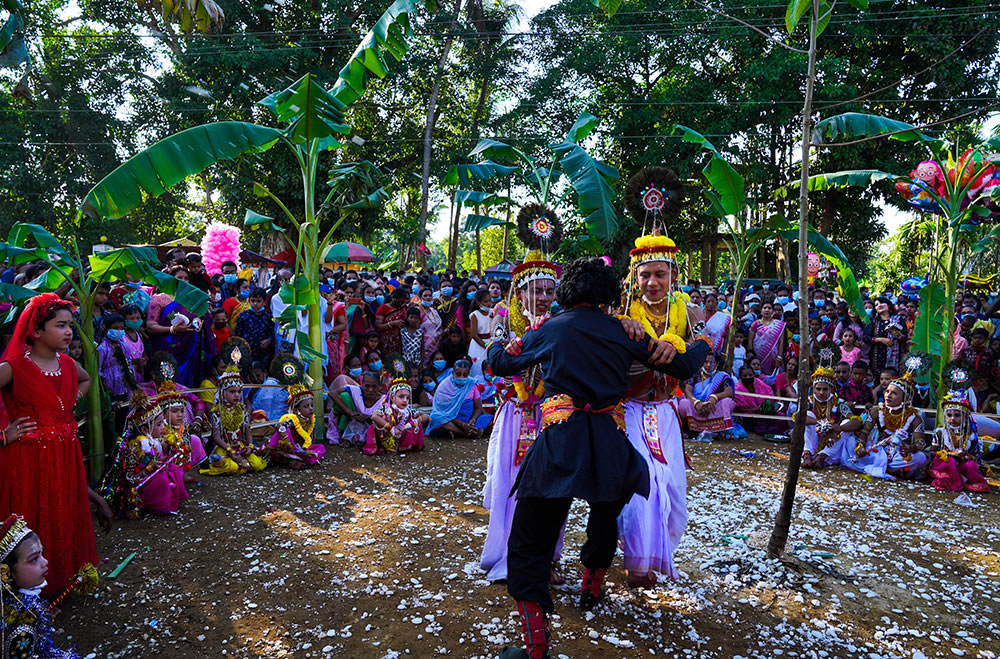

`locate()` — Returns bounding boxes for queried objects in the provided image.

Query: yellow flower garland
[281,412,315,448]
[628,298,687,353]
[513,379,545,402]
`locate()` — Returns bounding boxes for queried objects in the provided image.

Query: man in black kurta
[488,257,709,659]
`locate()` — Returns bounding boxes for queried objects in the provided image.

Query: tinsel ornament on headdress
[511,203,563,291]
[156,378,187,410]
[220,336,251,376]
[812,338,840,370]
[0,514,31,566]
[888,352,930,402]
[944,360,973,391]
[624,166,684,228]
[126,389,162,430]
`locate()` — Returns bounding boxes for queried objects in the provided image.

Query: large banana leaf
[913,282,946,356]
[563,112,598,144]
[672,124,721,156]
[331,0,436,106]
[328,160,383,187]
[454,190,510,207]
[442,160,520,187]
[551,141,619,242]
[82,122,284,220]
[774,224,868,321]
[258,74,349,145]
[244,209,283,233]
[464,214,510,231]
[775,169,902,198]
[7,223,72,260]
[89,248,209,316]
[811,113,934,144]
[704,156,746,217]
[342,187,391,211]
[468,138,532,165]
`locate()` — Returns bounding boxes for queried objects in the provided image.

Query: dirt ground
[58,436,1000,659]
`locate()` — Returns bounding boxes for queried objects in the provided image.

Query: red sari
[0,352,98,595]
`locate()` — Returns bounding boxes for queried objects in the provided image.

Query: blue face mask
[753,369,761,375]
[224,274,238,284]
[433,359,446,370]
[422,299,433,307]
[238,288,250,299]
[423,381,436,392]
[491,295,501,302]
[776,296,790,305]
[376,295,385,305]
[717,300,727,310]
[441,287,453,297]
[364,295,376,303]
[681,285,693,293]
[106,328,125,342]
[814,299,826,308]
[466,292,476,300]
[792,333,801,342]
[792,291,800,301]
[348,367,363,377]
[452,377,469,386]
[369,360,382,372]
[821,315,831,323]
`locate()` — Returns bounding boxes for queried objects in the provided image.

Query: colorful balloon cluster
[895,148,1000,219]
[201,222,242,275]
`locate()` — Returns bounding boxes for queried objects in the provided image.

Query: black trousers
[506,496,627,612]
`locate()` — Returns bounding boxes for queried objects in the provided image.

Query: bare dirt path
[61,437,1000,658]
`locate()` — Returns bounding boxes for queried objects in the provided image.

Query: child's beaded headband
[389,378,411,396]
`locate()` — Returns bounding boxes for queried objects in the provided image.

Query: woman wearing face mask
[748,302,785,379]
[427,359,489,438]
[864,297,905,376]
[436,279,461,333]
[677,352,737,441]
[467,289,493,383]
[375,288,409,356]
[428,350,452,383]
[418,287,442,368]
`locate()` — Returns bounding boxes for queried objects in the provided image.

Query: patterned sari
[419,305,442,368]
[750,319,786,376]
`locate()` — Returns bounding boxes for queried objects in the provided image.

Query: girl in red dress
[0,293,112,596]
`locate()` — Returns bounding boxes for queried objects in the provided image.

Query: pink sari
[751,319,785,375]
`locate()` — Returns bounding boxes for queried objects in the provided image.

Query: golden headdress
[0,514,31,564]
[811,366,838,388]
[127,389,162,429]
[389,377,412,397]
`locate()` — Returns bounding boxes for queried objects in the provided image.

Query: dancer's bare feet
[626,570,656,588]
[549,563,565,585]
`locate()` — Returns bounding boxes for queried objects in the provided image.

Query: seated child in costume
[158,384,208,483]
[928,390,991,493]
[200,365,268,476]
[846,364,926,481]
[839,360,874,409]
[1,514,89,659]
[800,367,862,469]
[267,355,326,468]
[102,391,190,517]
[365,377,428,455]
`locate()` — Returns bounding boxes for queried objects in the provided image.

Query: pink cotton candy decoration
[201,222,242,275]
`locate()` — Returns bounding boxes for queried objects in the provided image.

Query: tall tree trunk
[418,0,464,249]
[476,229,482,273]
[450,199,462,270]
[699,236,710,283]
[709,236,719,284]
[768,0,819,559]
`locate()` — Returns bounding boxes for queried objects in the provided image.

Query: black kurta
[487,305,709,502]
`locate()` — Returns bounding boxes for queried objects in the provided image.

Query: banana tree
[801,122,1000,416]
[79,0,434,435]
[0,224,208,479]
[675,125,867,369]
[444,112,620,244]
